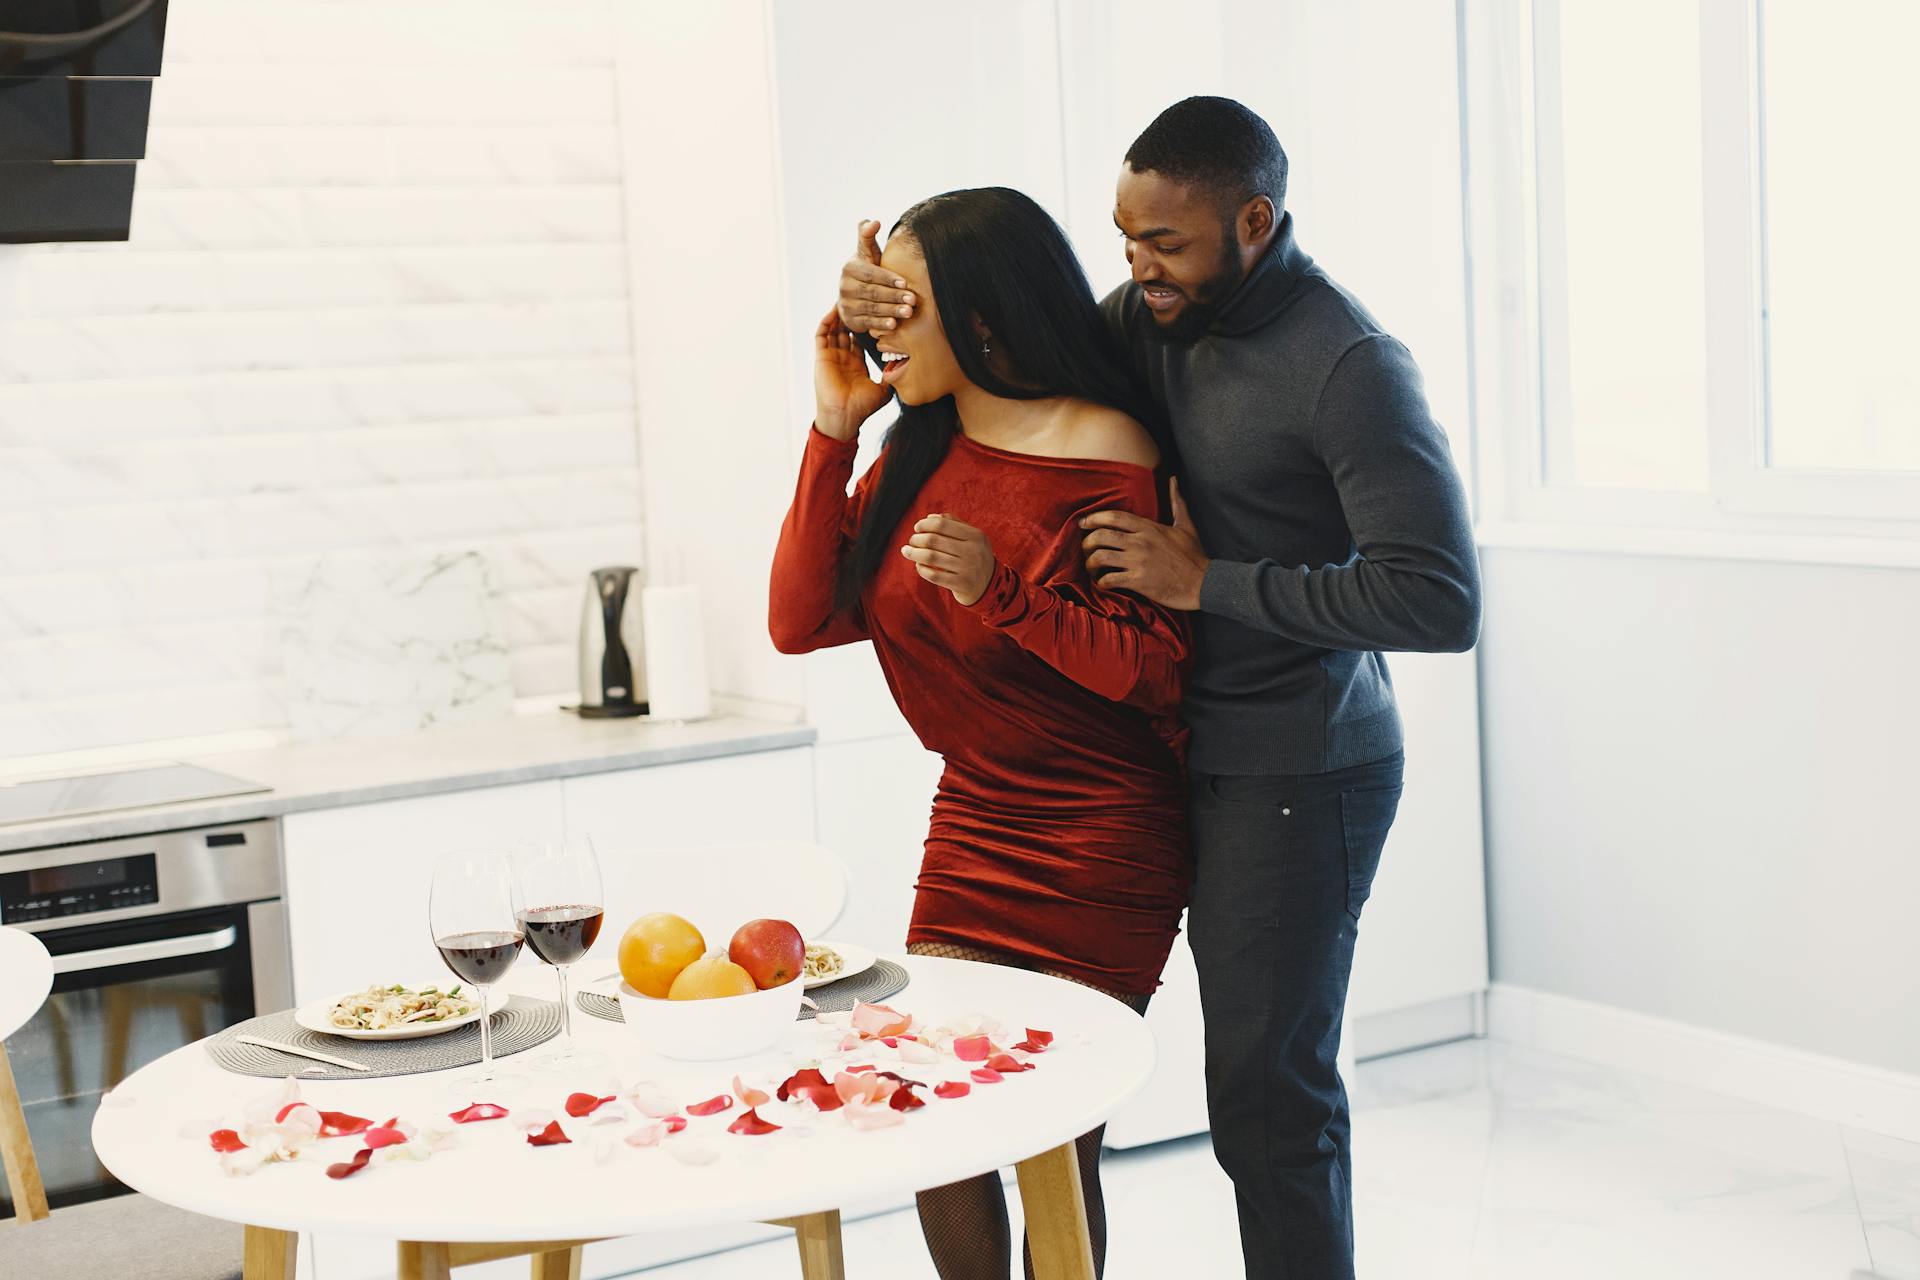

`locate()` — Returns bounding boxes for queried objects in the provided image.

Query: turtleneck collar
[1206,210,1315,338]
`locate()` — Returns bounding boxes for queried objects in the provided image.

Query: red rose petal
[208,1129,246,1153]
[565,1092,616,1118]
[325,1148,374,1179]
[889,1086,926,1111]
[726,1107,782,1136]
[663,1115,688,1134]
[970,1067,1004,1084]
[686,1095,732,1117]
[273,1103,302,1124]
[985,1052,1032,1074]
[777,1068,828,1101]
[934,1081,971,1100]
[448,1102,509,1123]
[1017,1028,1053,1050]
[362,1125,408,1149]
[845,1064,875,1074]
[880,1037,898,1048]
[315,1110,373,1138]
[952,1034,994,1062]
[526,1120,571,1147]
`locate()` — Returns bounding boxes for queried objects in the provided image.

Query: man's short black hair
[1124,96,1288,218]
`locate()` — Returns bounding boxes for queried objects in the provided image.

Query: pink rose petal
[624,1121,669,1148]
[952,1034,994,1062]
[970,1067,1004,1084]
[934,1080,971,1100]
[686,1095,732,1117]
[362,1125,409,1150]
[850,1002,913,1038]
[448,1102,509,1124]
[732,1076,770,1108]
[845,1100,906,1130]
[625,1085,681,1119]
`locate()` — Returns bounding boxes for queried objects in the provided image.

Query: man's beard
[1142,240,1245,347]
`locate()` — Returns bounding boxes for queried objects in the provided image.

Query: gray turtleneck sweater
[1102,212,1481,776]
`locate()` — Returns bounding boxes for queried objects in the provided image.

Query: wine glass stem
[476,982,495,1078]
[555,965,573,1053]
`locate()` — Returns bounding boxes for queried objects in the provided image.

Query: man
[840,97,1479,1280]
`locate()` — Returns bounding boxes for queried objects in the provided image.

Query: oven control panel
[0,853,159,924]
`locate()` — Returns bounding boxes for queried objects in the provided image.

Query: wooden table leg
[1016,1142,1096,1280]
[779,1210,845,1280]
[397,1240,454,1280]
[242,1225,298,1280]
[529,1243,584,1280]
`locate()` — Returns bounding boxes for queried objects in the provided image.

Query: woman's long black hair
[837,186,1153,613]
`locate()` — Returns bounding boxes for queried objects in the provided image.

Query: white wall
[0,0,645,759]
[1480,547,1920,1076]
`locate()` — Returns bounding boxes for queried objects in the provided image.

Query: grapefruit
[666,955,756,1000]
[618,912,706,998]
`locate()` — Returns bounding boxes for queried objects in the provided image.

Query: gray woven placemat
[577,959,910,1025]
[206,997,561,1079]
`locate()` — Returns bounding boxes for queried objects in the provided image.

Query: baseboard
[1487,982,1920,1143]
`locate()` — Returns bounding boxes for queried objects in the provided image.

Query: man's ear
[1239,195,1277,249]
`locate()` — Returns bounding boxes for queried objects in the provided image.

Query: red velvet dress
[770,425,1192,995]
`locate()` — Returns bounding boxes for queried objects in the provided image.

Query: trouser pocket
[1340,782,1403,921]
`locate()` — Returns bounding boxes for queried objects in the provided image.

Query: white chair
[1,926,243,1280]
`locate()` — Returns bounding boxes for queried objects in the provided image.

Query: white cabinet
[281,779,563,1006]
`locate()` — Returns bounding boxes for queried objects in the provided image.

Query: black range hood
[0,0,170,243]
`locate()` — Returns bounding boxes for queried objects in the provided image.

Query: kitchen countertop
[0,711,816,854]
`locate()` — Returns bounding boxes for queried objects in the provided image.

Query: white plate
[294,983,508,1041]
[803,940,877,990]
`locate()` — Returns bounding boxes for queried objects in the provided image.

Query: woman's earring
[980,338,992,356]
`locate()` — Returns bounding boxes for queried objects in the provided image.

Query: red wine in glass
[517,905,605,967]
[435,929,526,983]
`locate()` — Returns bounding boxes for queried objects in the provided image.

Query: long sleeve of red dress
[767,422,1192,997]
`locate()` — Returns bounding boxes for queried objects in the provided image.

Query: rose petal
[208,1129,247,1153]
[1012,1028,1054,1053]
[565,1092,616,1118]
[732,1076,770,1108]
[526,1120,572,1147]
[325,1148,374,1179]
[845,1063,876,1074]
[625,1085,681,1119]
[844,1100,905,1130]
[888,1086,925,1112]
[668,1140,720,1166]
[313,1111,372,1138]
[970,1067,1004,1084]
[896,1039,941,1065]
[663,1115,688,1134]
[799,994,820,1010]
[363,1125,409,1150]
[220,1146,274,1177]
[985,1053,1032,1074]
[448,1102,509,1124]
[686,1095,733,1117]
[624,1121,669,1149]
[836,1033,864,1053]
[952,1034,994,1062]
[588,1103,629,1127]
[934,1080,971,1100]
[777,1068,827,1101]
[726,1107,782,1136]
[850,1002,913,1038]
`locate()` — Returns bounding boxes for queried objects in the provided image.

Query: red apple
[728,918,805,990]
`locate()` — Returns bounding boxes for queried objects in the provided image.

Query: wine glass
[428,850,525,1094]
[514,838,607,1071]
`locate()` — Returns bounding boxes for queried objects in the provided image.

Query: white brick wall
[0,0,644,758]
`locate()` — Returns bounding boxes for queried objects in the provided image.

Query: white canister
[640,584,711,721]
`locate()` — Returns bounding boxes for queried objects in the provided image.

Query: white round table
[0,925,53,1041]
[92,955,1155,1280]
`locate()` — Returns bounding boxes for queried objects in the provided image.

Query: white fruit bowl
[615,973,804,1061]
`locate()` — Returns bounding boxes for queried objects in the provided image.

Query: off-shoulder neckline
[953,430,1157,478]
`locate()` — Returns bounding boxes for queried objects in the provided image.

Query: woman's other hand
[814,306,892,441]
[838,218,917,336]
[901,514,994,608]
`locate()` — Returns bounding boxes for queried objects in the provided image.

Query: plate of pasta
[801,940,876,990]
[293,981,509,1041]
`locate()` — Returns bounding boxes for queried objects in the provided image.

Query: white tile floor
[637,1038,1920,1279]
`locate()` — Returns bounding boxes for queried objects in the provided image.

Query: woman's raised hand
[814,306,892,442]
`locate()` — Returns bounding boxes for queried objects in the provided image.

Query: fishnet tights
[906,941,1151,1280]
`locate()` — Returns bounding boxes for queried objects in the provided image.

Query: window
[1463,0,1920,540]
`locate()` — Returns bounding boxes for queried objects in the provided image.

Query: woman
[769,187,1190,1280]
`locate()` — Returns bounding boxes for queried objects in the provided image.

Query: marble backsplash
[277,550,513,742]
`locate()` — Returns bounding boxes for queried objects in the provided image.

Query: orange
[666,956,756,1001]
[618,912,706,998]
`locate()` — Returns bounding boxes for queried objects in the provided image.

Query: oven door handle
[48,925,238,975]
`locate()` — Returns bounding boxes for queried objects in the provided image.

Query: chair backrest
[584,839,848,971]
[0,1042,49,1223]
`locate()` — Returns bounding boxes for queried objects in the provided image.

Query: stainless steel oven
[0,820,289,1218]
